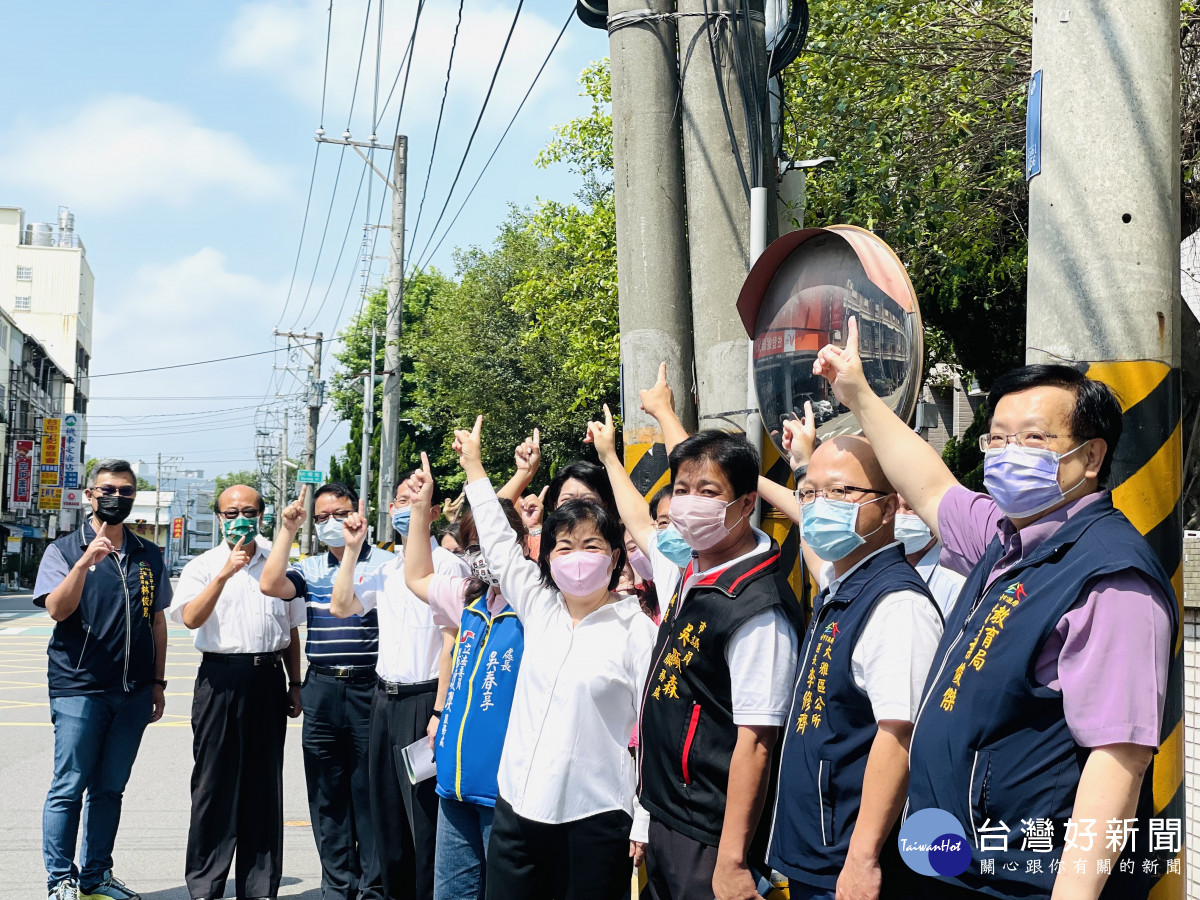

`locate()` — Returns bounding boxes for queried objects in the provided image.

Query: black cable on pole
[320,0,335,126]
[415,0,527,261]
[408,0,466,255]
[274,145,321,330]
[90,345,318,379]
[415,6,573,272]
[290,145,348,328]
[307,156,369,331]
[345,0,374,131]
[700,0,750,198]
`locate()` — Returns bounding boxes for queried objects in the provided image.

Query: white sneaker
[49,880,79,900]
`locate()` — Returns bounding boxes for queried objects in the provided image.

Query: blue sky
[0,0,607,487]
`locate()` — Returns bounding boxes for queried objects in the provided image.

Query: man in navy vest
[813,317,1177,899]
[766,435,943,900]
[260,482,394,900]
[35,458,171,900]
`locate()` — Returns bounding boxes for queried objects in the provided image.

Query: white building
[0,206,93,417]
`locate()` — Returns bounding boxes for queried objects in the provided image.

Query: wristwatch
[290,680,302,688]
[152,679,167,688]
[431,708,443,718]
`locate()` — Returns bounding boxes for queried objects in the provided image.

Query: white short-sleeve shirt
[819,544,944,723]
[169,536,305,653]
[354,537,469,683]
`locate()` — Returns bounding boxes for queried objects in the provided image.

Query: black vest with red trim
[637,537,801,846]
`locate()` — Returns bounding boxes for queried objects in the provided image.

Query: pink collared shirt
[937,486,1173,749]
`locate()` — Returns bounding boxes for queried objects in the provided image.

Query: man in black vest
[35,459,170,900]
[813,318,1177,899]
[588,405,801,900]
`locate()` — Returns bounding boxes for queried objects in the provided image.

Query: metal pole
[361,327,376,518]
[154,452,161,550]
[609,0,697,498]
[276,428,286,543]
[305,335,323,555]
[677,0,773,433]
[377,134,407,540]
[1025,1,1182,891]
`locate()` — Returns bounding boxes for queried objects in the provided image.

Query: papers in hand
[402,737,436,784]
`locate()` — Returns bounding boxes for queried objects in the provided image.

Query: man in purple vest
[813,317,1176,899]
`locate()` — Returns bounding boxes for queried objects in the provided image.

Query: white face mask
[893,513,933,555]
[316,517,346,548]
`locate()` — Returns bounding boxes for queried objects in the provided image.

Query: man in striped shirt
[261,482,393,900]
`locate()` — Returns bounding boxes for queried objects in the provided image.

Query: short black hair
[88,458,135,488]
[315,482,358,505]
[668,430,759,498]
[987,364,1123,485]
[649,485,673,518]
[538,499,626,592]
[544,461,616,513]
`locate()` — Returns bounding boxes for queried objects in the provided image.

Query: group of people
[36,315,1175,900]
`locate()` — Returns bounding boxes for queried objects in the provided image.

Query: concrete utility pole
[608,0,697,496]
[274,329,324,555]
[154,452,161,549]
[677,0,773,434]
[314,129,407,542]
[361,327,376,517]
[275,412,287,542]
[1024,1,1182,890]
[378,135,407,541]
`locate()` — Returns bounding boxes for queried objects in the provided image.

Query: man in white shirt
[169,485,304,900]
[893,495,965,620]
[329,478,468,900]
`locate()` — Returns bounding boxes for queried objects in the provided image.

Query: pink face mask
[627,548,654,581]
[669,494,746,551]
[549,550,614,596]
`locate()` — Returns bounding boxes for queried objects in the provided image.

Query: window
[16,266,31,281]
[14,296,30,311]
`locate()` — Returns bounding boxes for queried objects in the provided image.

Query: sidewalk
[0,592,321,897]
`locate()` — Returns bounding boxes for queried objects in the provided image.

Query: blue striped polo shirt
[286,544,395,667]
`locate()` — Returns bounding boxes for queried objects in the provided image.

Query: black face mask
[94,495,134,525]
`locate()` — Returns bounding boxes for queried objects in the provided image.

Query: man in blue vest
[261,482,394,900]
[35,459,171,900]
[766,435,943,900]
[813,318,1177,899]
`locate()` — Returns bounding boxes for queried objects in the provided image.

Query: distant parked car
[170,555,196,577]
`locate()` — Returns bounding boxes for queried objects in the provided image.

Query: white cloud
[222,0,577,134]
[0,95,288,211]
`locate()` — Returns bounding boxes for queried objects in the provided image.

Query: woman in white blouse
[446,416,657,900]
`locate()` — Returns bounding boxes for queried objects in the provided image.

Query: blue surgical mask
[800,496,886,562]
[316,518,346,548]
[893,512,933,555]
[391,507,412,537]
[655,525,694,568]
[983,442,1089,519]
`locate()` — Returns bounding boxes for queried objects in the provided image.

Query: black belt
[202,651,281,667]
[310,663,377,682]
[376,677,438,697]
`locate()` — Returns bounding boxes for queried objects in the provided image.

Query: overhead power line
[412,0,527,268]
[89,345,317,378]
[416,6,574,271]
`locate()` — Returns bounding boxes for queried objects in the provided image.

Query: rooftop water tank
[28,223,53,246]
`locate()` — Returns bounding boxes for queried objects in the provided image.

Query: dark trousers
[185,656,287,900]
[303,669,382,900]
[369,682,439,900]
[484,796,633,900]
[644,818,719,900]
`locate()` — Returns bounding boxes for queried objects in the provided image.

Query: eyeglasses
[313,510,353,524]
[219,507,261,520]
[978,431,1068,452]
[796,485,890,505]
[89,485,137,498]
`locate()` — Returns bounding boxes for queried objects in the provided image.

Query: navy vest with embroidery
[637,538,802,847]
[905,494,1177,899]
[768,544,939,891]
[434,591,523,807]
[44,524,166,697]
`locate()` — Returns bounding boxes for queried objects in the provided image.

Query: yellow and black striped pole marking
[624,435,672,501]
[759,435,812,617]
[1086,360,1184,896]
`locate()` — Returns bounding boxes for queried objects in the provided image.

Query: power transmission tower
[315,130,407,542]
[274,329,324,554]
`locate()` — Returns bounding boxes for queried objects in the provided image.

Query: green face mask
[224,516,259,546]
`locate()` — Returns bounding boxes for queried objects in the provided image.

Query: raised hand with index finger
[584,404,619,464]
[342,499,369,551]
[781,400,817,470]
[453,415,486,481]
[812,315,870,411]
[281,484,308,532]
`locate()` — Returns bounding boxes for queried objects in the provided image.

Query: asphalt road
[0,582,322,897]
